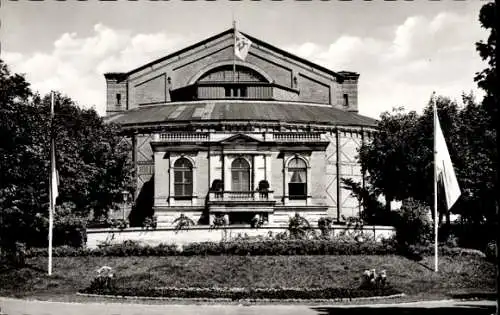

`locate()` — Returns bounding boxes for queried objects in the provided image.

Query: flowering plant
[360,268,387,289]
[89,266,115,293]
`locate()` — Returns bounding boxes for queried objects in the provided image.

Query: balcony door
[231,158,251,191]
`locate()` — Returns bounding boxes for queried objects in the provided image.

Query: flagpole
[433,92,439,273]
[233,19,236,83]
[48,91,55,276]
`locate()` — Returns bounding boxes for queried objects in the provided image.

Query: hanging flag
[234,31,252,61]
[49,92,58,209]
[435,113,461,210]
[48,91,58,276]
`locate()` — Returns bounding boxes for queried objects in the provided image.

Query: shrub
[337,216,374,243]
[25,238,486,258]
[485,240,496,262]
[109,218,128,230]
[288,213,315,239]
[359,269,388,290]
[317,217,334,238]
[173,214,195,232]
[88,266,116,294]
[142,216,157,230]
[211,214,228,229]
[394,198,433,247]
[250,214,265,228]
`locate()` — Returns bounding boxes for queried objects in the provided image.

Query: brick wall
[337,72,359,113]
[113,35,347,108]
[134,73,167,105]
[105,74,127,116]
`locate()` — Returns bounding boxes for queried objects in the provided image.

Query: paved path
[0,297,497,315]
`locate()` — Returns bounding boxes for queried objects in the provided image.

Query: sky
[0,0,491,118]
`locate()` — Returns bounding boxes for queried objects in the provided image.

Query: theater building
[104,28,377,228]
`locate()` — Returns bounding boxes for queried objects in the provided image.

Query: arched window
[231,158,250,191]
[174,158,193,198]
[288,157,307,200]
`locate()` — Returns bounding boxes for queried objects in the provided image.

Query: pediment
[219,133,263,145]
[122,28,343,85]
[109,28,356,109]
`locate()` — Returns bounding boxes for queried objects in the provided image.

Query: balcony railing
[153,132,209,142]
[209,190,274,202]
[273,132,322,142]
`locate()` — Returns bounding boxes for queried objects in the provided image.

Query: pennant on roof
[235,31,252,61]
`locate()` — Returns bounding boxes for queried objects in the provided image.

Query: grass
[0,255,495,302]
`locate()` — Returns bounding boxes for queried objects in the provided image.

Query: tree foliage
[358,2,497,232]
[474,1,498,129]
[0,59,133,250]
[360,94,496,228]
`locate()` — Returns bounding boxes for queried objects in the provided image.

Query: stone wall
[86,225,395,248]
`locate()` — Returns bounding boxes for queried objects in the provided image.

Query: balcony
[272,132,323,142]
[152,132,209,142]
[208,190,275,204]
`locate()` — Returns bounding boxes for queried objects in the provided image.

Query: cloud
[3,24,186,115]
[286,11,488,118]
[2,10,489,119]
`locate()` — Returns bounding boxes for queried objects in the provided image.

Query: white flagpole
[433,92,439,272]
[233,19,236,83]
[48,91,55,276]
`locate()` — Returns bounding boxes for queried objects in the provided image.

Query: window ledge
[173,196,196,200]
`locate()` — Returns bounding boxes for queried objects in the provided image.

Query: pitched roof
[107,28,354,81]
[105,101,377,128]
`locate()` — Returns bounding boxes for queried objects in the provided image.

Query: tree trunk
[385,195,392,213]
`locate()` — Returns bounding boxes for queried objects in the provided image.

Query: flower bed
[80,285,402,300]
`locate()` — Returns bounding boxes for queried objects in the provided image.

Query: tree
[475,1,498,129]
[0,59,133,252]
[358,107,422,212]
[359,96,490,224]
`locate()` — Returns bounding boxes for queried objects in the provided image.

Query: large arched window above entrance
[174,158,193,199]
[197,65,268,83]
[170,64,274,101]
[231,158,251,191]
[288,157,307,200]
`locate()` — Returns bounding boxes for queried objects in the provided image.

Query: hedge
[25,240,397,257]
[24,239,487,258]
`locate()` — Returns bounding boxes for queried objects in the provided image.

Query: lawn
[0,255,495,302]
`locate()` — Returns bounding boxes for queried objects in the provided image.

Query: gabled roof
[105,28,354,81]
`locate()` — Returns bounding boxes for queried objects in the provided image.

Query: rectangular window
[343,94,349,107]
[231,171,250,191]
[289,183,306,200]
[116,93,122,107]
[224,87,248,98]
[174,169,193,199]
[288,169,306,200]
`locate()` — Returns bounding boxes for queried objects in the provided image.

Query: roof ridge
[109,28,352,80]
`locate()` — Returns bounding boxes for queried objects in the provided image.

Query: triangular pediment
[105,28,359,110]
[219,133,263,145]
[115,28,344,83]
